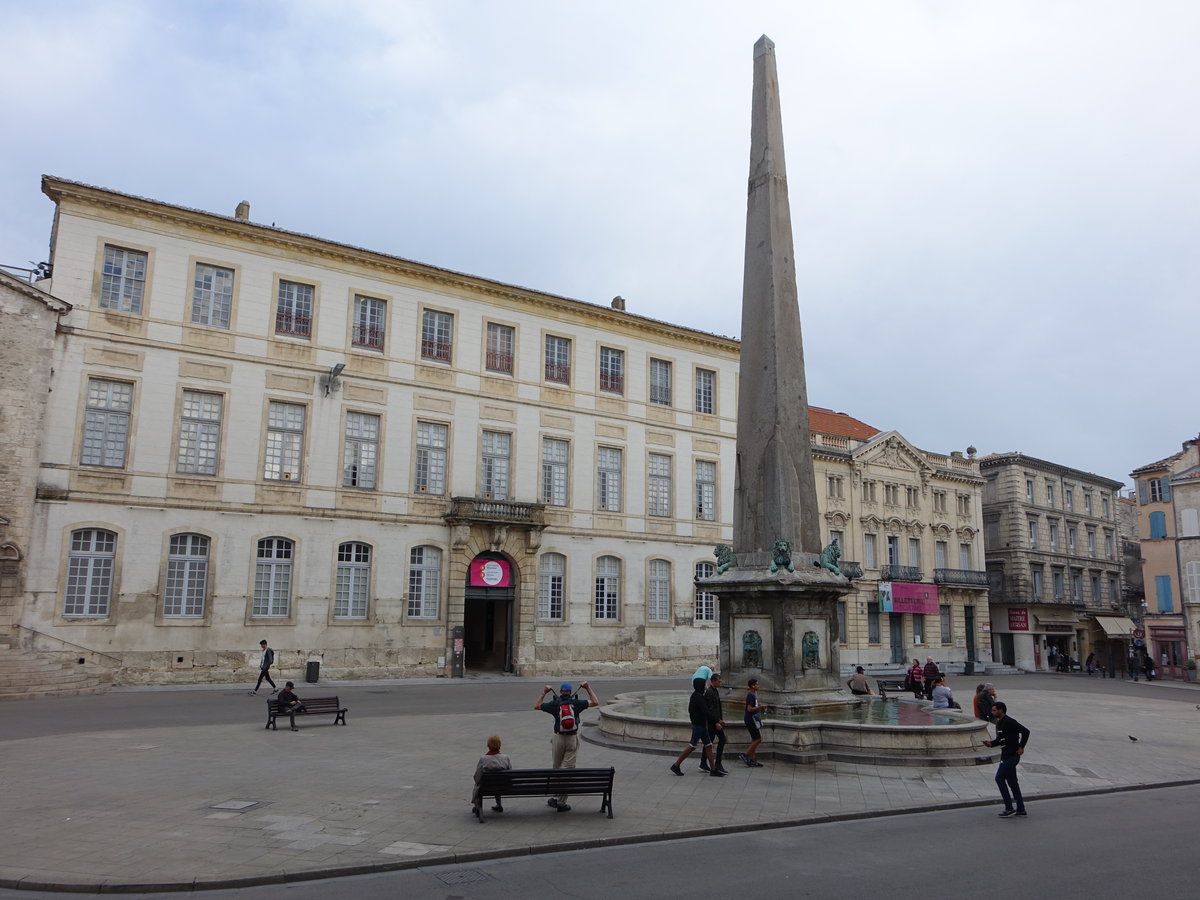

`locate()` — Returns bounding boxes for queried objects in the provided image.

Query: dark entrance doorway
[463,553,515,672]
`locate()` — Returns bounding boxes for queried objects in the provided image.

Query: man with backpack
[536,680,600,812]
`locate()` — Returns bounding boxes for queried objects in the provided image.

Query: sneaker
[749,759,764,767]
[546,798,558,808]
[1015,810,1028,816]
[670,764,684,776]
[248,691,257,696]
[492,804,504,813]
[271,689,278,695]
[737,753,749,765]
[998,809,1017,818]
[709,769,727,777]
[556,804,572,812]
[715,766,730,775]
[699,762,710,771]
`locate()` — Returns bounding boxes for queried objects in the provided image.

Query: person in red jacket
[907,658,925,698]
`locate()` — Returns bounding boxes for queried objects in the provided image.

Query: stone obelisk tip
[754,34,775,56]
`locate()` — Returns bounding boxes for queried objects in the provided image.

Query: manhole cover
[436,870,490,885]
[210,800,259,811]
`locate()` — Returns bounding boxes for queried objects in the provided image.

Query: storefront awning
[1093,616,1136,637]
[1034,615,1077,631]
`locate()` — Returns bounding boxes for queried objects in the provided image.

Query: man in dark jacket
[922,657,940,700]
[670,678,720,776]
[700,672,729,774]
[249,640,277,695]
[983,701,1031,817]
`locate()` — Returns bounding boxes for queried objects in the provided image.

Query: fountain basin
[591,690,996,767]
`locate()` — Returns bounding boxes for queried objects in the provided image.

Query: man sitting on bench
[277,681,306,730]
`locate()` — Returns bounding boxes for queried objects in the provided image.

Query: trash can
[305,660,320,683]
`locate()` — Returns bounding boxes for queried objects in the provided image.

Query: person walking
[249,639,277,695]
[738,677,767,767]
[907,658,925,698]
[671,677,719,776]
[471,734,512,819]
[922,657,940,700]
[701,672,729,774]
[536,680,599,812]
[983,701,1031,818]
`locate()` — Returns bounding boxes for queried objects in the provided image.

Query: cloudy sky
[2,1,1196,488]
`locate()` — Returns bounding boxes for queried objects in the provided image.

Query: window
[481,431,510,500]
[545,335,571,384]
[1109,576,1119,605]
[956,494,971,516]
[1052,569,1064,600]
[1105,531,1114,558]
[176,391,222,475]
[935,541,948,569]
[1090,574,1101,606]
[1046,483,1055,506]
[264,401,305,481]
[596,446,622,511]
[486,323,514,375]
[100,245,147,313]
[64,528,116,617]
[932,490,947,513]
[827,475,844,498]
[1155,574,1173,612]
[538,553,565,621]
[352,295,386,351]
[1025,478,1035,503]
[1149,511,1167,539]
[335,542,371,619]
[191,263,233,328]
[694,368,715,414]
[407,545,441,618]
[909,538,921,568]
[275,280,313,338]
[649,358,672,406]
[1101,495,1110,516]
[1067,526,1077,553]
[1143,476,1170,504]
[343,413,380,489]
[695,460,716,521]
[1087,528,1096,556]
[886,535,901,567]
[1071,569,1082,601]
[959,542,972,569]
[694,562,716,622]
[1031,567,1044,600]
[830,530,845,553]
[164,533,208,618]
[913,613,925,643]
[863,480,877,503]
[837,601,847,643]
[884,484,900,505]
[1048,520,1059,549]
[541,438,569,506]
[81,378,132,467]
[421,309,453,361]
[1084,493,1093,515]
[599,347,624,394]
[648,559,671,623]
[595,555,620,620]
[864,534,877,569]
[906,486,920,507]
[648,453,672,517]
[1065,487,1074,510]
[253,537,293,617]
[1185,561,1200,605]
[414,421,448,494]
[1028,519,1038,549]
[940,605,952,643]
[867,602,880,643]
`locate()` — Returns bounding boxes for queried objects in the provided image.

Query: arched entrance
[463,552,515,672]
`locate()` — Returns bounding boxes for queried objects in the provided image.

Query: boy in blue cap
[536,680,600,811]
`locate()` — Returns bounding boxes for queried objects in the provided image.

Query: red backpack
[558,699,578,732]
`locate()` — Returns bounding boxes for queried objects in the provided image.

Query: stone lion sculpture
[770,539,794,574]
[713,543,736,575]
[818,540,842,576]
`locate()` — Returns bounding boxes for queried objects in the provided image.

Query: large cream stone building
[11,177,993,685]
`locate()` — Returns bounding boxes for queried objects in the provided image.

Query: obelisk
[703,36,851,706]
[734,34,821,559]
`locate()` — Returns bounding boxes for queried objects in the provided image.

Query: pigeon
[1128,735,1138,742]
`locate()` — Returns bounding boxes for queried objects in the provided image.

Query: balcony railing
[445,496,546,527]
[545,362,570,384]
[934,568,990,586]
[274,310,312,338]
[421,338,452,362]
[485,349,513,374]
[881,565,922,582]
[352,324,384,350]
[839,560,863,579]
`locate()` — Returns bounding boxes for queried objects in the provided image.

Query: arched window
[648,559,671,623]
[407,546,442,618]
[538,553,566,621]
[335,542,371,619]
[254,537,293,617]
[694,561,716,623]
[594,556,620,621]
[164,533,209,617]
[65,528,116,616]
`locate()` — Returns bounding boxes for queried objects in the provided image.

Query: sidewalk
[2,676,1199,892]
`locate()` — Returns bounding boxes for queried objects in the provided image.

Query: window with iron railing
[421,310,453,361]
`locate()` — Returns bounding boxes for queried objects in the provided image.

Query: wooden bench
[475,767,615,823]
[876,678,922,699]
[265,696,347,731]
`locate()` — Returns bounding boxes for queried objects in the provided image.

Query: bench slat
[265,695,348,729]
[475,767,615,822]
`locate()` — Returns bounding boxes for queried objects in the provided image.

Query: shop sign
[1008,608,1029,631]
[469,558,511,587]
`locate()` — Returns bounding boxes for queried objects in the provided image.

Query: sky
[2,0,1196,489]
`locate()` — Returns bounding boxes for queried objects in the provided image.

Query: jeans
[996,757,1024,811]
[255,669,276,691]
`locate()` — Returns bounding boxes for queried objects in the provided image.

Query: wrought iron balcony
[934,568,990,587]
[881,565,922,582]
[839,560,863,579]
[445,496,545,527]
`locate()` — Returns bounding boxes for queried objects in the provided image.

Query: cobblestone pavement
[2,674,1198,891]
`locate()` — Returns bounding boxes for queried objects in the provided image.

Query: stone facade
[980,453,1128,673]
[0,269,70,639]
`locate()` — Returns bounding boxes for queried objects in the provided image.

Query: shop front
[1089,615,1136,679]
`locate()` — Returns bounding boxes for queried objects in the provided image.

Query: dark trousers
[712,723,727,766]
[996,757,1024,811]
[255,669,276,691]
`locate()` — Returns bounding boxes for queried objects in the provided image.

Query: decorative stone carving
[742,629,763,668]
[714,543,736,574]
[818,540,842,576]
[802,630,820,668]
[770,540,794,574]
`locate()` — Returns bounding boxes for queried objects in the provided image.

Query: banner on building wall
[1008,608,1029,631]
[469,558,512,587]
[878,582,939,614]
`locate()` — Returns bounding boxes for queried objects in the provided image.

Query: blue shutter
[1138,480,1148,504]
[1149,511,1167,539]
[1161,477,1171,502]
[1155,575,1173,612]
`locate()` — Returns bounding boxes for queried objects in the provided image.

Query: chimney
[235,201,250,221]
[610,296,625,311]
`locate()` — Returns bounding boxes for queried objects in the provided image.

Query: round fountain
[591,689,995,767]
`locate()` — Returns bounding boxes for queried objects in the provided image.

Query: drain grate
[435,869,491,885]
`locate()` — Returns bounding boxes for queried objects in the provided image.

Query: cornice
[978,452,1123,490]
[41,176,739,356]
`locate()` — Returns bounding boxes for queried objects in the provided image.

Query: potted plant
[1187,659,1197,682]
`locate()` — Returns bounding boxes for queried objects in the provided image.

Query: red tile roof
[809,406,881,440]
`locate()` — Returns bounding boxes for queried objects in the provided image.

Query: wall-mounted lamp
[320,362,346,397]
